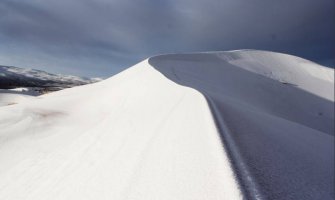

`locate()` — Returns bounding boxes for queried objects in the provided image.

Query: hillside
[0,65,101,89]
[0,50,333,200]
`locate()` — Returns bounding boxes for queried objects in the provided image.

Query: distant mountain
[0,65,102,90]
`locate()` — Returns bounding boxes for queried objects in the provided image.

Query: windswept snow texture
[149,50,334,200]
[0,65,101,89]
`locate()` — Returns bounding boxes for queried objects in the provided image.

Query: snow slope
[150,50,334,200]
[0,88,40,106]
[0,50,333,200]
[0,60,241,200]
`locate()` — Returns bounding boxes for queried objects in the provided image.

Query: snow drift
[0,50,333,200]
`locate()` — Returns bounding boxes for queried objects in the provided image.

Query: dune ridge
[0,50,333,200]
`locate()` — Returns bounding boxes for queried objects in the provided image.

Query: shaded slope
[149,50,334,200]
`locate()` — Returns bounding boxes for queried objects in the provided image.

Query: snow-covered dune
[0,60,241,200]
[150,50,334,200]
[0,50,333,200]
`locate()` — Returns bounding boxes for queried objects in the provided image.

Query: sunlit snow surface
[0,50,334,200]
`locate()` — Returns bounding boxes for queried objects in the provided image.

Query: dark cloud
[0,0,334,77]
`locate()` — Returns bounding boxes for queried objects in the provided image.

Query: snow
[149,50,334,200]
[220,50,334,100]
[0,50,333,200]
[0,88,38,106]
[0,60,241,200]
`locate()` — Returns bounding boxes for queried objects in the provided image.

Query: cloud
[0,0,334,77]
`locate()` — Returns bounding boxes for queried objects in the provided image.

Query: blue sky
[0,0,334,78]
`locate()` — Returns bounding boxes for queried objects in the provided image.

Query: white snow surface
[221,50,334,100]
[0,50,333,200]
[0,60,241,200]
[0,88,38,106]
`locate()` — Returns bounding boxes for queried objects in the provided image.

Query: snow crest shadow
[149,51,334,200]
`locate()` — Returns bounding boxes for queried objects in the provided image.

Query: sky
[0,0,334,78]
